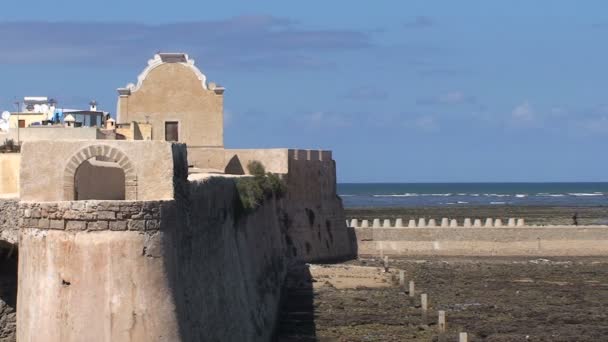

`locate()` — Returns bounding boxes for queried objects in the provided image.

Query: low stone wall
[19,200,167,232]
[355,226,608,257]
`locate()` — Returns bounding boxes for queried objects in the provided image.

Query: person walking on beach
[572,212,578,226]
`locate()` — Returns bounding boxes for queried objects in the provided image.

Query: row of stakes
[349,217,525,228]
[385,256,469,342]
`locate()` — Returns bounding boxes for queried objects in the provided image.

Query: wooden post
[438,310,446,332]
[399,270,405,286]
[459,332,468,342]
[420,293,428,312]
[408,280,415,297]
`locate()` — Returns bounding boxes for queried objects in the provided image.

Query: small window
[165,121,178,142]
[18,120,25,128]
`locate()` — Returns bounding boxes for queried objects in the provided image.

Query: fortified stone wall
[355,226,608,256]
[13,140,355,341]
[165,177,289,341]
[17,200,181,342]
[283,149,355,262]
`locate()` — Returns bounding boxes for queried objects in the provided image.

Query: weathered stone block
[66,221,87,231]
[88,221,109,231]
[71,202,85,210]
[145,220,160,231]
[109,221,127,231]
[97,202,119,211]
[128,220,145,231]
[31,208,41,218]
[85,202,98,213]
[97,211,116,220]
[24,218,39,228]
[38,218,50,229]
[63,211,82,220]
[49,220,65,230]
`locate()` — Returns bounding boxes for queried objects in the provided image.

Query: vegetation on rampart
[0,139,20,153]
[236,160,286,212]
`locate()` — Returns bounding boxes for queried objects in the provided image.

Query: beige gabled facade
[116,53,225,148]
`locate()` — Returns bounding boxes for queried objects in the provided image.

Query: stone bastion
[0,140,356,342]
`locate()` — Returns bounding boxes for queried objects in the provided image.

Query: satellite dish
[1,111,10,120]
[0,121,8,132]
[41,104,49,112]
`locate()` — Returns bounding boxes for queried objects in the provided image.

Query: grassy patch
[235,160,287,212]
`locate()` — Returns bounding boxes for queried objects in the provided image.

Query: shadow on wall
[225,155,244,175]
[74,159,126,200]
[0,241,17,341]
[274,263,316,341]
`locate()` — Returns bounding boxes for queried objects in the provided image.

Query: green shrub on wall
[236,160,287,212]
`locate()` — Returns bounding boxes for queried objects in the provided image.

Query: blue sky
[1,1,607,182]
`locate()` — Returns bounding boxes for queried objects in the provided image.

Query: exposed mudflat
[276,257,608,341]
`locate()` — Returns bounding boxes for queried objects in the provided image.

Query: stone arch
[63,145,137,200]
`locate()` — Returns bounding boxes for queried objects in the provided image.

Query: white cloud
[510,101,537,126]
[417,90,476,106]
[579,116,608,134]
[305,111,351,128]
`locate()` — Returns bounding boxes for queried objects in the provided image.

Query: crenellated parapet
[347,217,575,228]
[287,149,333,162]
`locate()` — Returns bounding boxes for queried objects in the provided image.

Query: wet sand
[345,206,608,226]
[277,257,608,341]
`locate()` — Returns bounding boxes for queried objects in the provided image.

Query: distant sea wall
[355,226,608,257]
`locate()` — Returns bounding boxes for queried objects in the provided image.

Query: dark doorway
[165,121,179,142]
[18,120,25,128]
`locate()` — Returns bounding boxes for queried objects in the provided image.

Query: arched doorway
[63,145,137,200]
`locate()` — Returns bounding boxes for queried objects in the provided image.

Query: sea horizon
[338,182,608,208]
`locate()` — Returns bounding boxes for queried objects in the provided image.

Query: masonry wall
[20,141,178,202]
[283,149,355,262]
[0,154,19,196]
[355,226,608,256]
[164,177,289,341]
[188,147,356,262]
[17,200,181,342]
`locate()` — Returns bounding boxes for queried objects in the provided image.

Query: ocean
[338,182,608,208]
